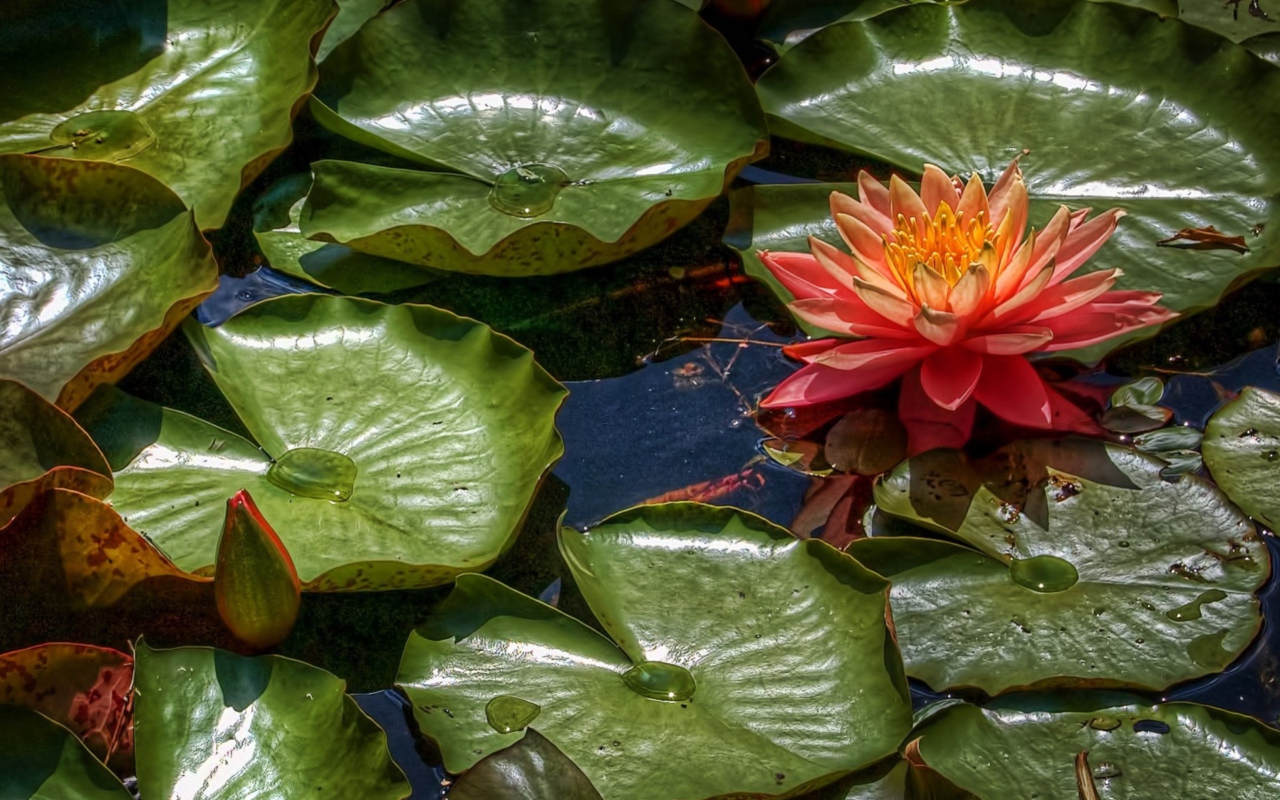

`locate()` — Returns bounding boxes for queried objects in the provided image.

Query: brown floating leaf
[0,488,232,654]
[0,643,134,769]
[825,408,908,476]
[1156,225,1250,253]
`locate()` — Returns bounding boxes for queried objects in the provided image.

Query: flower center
[884,203,992,287]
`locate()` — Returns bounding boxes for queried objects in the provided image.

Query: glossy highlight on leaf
[398,502,912,800]
[133,643,410,800]
[859,444,1269,693]
[80,295,567,591]
[304,0,769,274]
[754,0,1280,358]
[1203,386,1280,530]
[0,0,338,228]
[0,155,217,408]
[215,490,302,649]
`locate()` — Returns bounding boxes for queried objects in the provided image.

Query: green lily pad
[862,444,1268,693]
[1203,385,1280,530]
[133,643,410,800]
[397,502,912,800]
[449,729,604,800]
[254,173,444,294]
[0,380,112,526]
[0,154,217,408]
[907,699,1280,798]
[316,0,387,62]
[1176,0,1279,45]
[77,294,566,591]
[0,0,335,228]
[304,0,768,275]
[0,705,131,800]
[754,0,1280,357]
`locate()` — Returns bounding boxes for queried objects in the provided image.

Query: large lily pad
[304,0,768,275]
[0,0,336,228]
[863,443,1269,693]
[0,705,131,800]
[0,379,111,526]
[0,155,217,408]
[397,502,912,800]
[907,699,1280,798]
[133,643,410,800]
[754,0,1280,356]
[78,294,566,591]
[1203,385,1280,530]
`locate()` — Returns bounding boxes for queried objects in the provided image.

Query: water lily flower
[758,160,1176,452]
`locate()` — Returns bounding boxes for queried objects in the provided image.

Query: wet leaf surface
[133,642,410,800]
[448,729,604,800]
[0,155,217,407]
[1203,386,1280,530]
[77,295,566,591]
[305,0,768,274]
[398,502,912,800]
[861,443,1270,693]
[0,0,335,228]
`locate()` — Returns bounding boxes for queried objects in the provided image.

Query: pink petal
[899,367,976,453]
[955,173,991,226]
[921,164,960,215]
[973,355,1053,428]
[1022,205,1072,283]
[889,174,928,230]
[1051,208,1125,284]
[832,191,893,237]
[987,158,1024,228]
[789,298,920,339]
[829,215,895,280]
[949,263,991,318]
[760,251,843,301]
[961,327,1054,354]
[1020,269,1120,323]
[810,338,936,371]
[920,347,983,410]
[1039,306,1176,351]
[857,170,892,221]
[783,339,842,363]
[985,263,1054,323]
[913,306,962,346]
[853,278,919,327]
[761,359,918,408]
[992,176,1029,263]
[808,237,861,290]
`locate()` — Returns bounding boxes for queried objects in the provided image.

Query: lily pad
[1203,385,1280,529]
[78,294,567,591]
[1176,0,1279,47]
[0,705,131,800]
[304,0,768,275]
[907,699,1280,798]
[0,644,133,769]
[316,0,387,62]
[0,154,217,408]
[0,379,111,526]
[754,0,1280,356]
[397,502,912,800]
[0,0,336,228]
[254,173,444,294]
[862,444,1269,693]
[133,643,410,800]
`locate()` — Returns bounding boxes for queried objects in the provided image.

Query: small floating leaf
[449,729,603,800]
[215,490,302,649]
[1203,386,1280,529]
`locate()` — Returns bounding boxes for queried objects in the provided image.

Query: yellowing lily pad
[304,0,768,275]
[0,0,336,228]
[0,155,216,408]
[754,0,1280,358]
[862,443,1269,693]
[77,295,566,591]
[398,502,912,800]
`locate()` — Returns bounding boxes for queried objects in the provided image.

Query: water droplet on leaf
[1009,555,1078,593]
[267,448,357,501]
[484,695,540,733]
[622,661,696,702]
[1165,589,1228,622]
[45,110,155,161]
[488,163,569,217]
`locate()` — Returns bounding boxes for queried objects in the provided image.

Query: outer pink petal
[832,213,896,281]
[921,164,960,216]
[1020,269,1120,323]
[1050,208,1125,284]
[920,347,983,410]
[789,298,920,339]
[857,170,893,221]
[900,366,977,454]
[832,191,894,237]
[810,338,936,371]
[889,174,928,229]
[760,359,918,408]
[1039,306,1176,351]
[987,159,1023,228]
[973,355,1053,428]
[955,173,991,226]
[808,237,861,290]
[853,278,919,327]
[783,339,842,363]
[760,251,843,301]
[1021,205,1073,284]
[961,326,1055,354]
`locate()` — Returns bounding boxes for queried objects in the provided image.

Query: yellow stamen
[883,202,997,302]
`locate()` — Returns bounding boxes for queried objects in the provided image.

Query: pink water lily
[758,160,1176,452]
